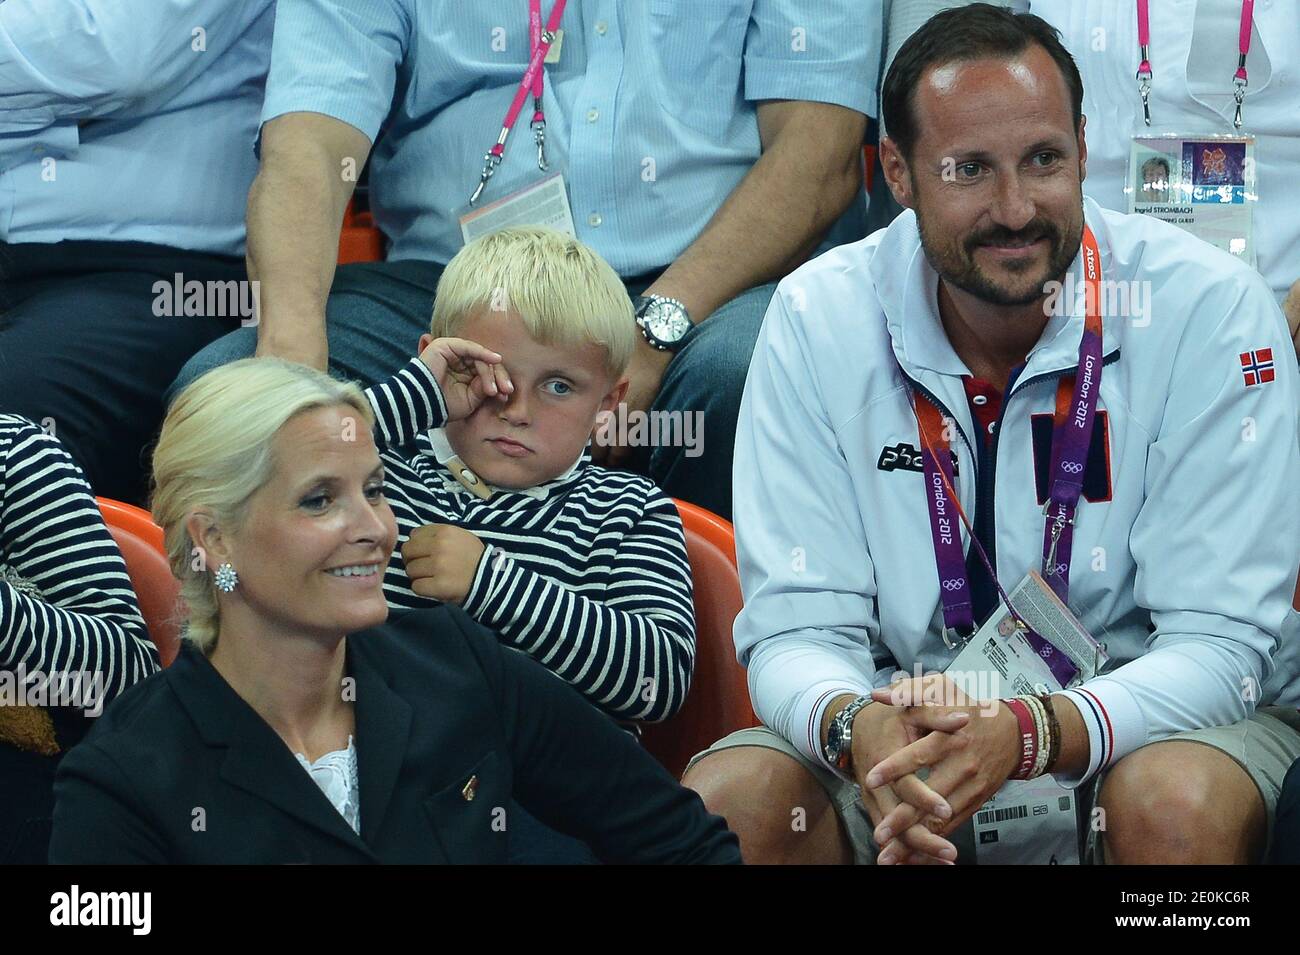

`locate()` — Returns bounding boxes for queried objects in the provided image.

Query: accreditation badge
[942,572,1109,865]
[1126,131,1257,267]
[455,167,577,246]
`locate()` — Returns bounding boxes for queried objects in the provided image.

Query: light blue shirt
[0,0,274,257]
[261,0,881,275]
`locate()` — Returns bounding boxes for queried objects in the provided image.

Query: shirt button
[987,421,996,434]
[972,395,989,406]
[588,213,603,227]
[586,108,599,123]
[595,20,608,35]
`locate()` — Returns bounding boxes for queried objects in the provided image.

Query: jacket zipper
[904,376,978,466]
[971,348,1123,618]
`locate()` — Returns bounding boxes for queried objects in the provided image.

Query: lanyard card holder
[455,166,577,246]
[1126,131,1257,268]
[942,572,1108,864]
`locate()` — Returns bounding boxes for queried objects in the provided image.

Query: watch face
[645,301,691,344]
[826,720,844,761]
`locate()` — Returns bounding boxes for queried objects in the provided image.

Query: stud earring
[214,562,239,593]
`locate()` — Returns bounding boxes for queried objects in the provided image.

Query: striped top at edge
[0,415,159,709]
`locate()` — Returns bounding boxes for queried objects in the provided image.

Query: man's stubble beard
[913,189,1084,310]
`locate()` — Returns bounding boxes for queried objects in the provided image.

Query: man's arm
[598,102,868,464]
[246,0,410,368]
[644,100,866,323]
[246,112,372,369]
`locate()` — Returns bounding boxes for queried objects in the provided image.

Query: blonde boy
[365,227,696,722]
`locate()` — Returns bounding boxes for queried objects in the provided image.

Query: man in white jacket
[683,4,1300,865]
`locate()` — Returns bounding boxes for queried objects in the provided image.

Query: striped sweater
[0,415,159,711]
[366,359,696,722]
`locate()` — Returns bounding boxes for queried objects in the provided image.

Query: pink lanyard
[1136,0,1255,128]
[470,0,567,204]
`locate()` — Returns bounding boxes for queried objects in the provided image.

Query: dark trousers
[1273,758,1300,864]
[0,241,246,505]
[0,744,59,864]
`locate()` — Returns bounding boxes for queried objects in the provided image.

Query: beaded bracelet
[1030,695,1054,777]
[1020,694,1050,778]
[1037,692,1063,773]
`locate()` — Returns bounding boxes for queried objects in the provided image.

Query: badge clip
[1233,80,1247,129]
[531,111,548,171]
[1042,500,1075,575]
[1137,76,1152,127]
[941,626,962,651]
[469,130,510,205]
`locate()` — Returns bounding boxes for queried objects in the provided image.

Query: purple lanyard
[910,227,1105,685]
[1136,0,1256,127]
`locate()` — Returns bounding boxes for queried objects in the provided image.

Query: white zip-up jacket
[735,196,1300,785]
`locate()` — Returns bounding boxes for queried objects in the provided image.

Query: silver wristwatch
[633,294,693,351]
[823,694,872,773]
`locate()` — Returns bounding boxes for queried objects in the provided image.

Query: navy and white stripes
[0,415,159,703]
[366,359,696,722]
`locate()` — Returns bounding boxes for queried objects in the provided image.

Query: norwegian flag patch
[1240,348,1275,387]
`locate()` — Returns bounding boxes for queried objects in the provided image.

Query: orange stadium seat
[96,497,182,668]
[338,200,384,264]
[641,500,759,779]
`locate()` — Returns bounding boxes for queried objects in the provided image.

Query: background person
[0,0,275,504]
[0,415,158,864]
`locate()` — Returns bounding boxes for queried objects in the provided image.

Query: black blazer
[48,606,740,864]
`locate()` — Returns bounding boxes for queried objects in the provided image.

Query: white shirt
[1023,0,1300,305]
[734,197,1299,786]
[295,736,361,835]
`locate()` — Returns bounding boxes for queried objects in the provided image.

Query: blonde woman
[48,350,738,864]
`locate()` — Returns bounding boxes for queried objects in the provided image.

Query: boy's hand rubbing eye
[419,336,512,421]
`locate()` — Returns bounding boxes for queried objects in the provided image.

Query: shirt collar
[423,428,587,502]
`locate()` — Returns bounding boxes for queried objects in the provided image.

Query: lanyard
[469,0,567,204]
[528,0,551,171]
[910,226,1104,684]
[1136,0,1256,128]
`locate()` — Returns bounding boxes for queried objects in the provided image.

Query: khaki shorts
[686,707,1300,864]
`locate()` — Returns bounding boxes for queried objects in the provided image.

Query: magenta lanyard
[469,0,567,204]
[1136,0,1256,128]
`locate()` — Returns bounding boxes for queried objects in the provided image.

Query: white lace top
[295,735,361,834]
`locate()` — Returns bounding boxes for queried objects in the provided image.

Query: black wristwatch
[823,694,872,774]
[633,294,693,352]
